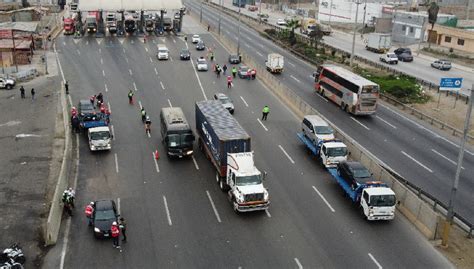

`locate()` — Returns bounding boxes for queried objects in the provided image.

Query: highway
[55,12,452,268]
[186,0,474,225]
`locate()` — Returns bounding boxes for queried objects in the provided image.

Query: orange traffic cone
[154,150,160,160]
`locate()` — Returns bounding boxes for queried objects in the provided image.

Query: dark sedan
[180,49,190,60]
[228,54,240,64]
[337,161,373,190]
[393,47,413,62]
[196,41,206,51]
[92,200,118,238]
[238,65,250,78]
[78,100,95,115]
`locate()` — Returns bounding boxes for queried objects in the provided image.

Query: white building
[318,0,393,24]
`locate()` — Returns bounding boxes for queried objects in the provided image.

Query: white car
[277,19,287,26]
[157,46,169,60]
[379,53,398,65]
[196,57,208,71]
[192,34,201,43]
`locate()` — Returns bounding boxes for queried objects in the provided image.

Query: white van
[157,45,169,60]
[301,115,335,144]
[88,126,112,151]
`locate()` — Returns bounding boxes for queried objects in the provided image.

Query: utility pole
[218,0,222,35]
[237,0,242,55]
[417,17,426,56]
[259,0,263,24]
[350,1,361,67]
[361,0,368,28]
[441,84,473,247]
[11,29,18,73]
[328,0,333,25]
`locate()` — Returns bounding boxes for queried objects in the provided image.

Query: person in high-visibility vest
[262,105,270,121]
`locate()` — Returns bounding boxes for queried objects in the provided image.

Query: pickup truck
[0,77,16,90]
[78,100,109,131]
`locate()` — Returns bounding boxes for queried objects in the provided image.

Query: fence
[190,6,473,238]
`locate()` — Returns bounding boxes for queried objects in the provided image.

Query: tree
[21,0,30,8]
[427,2,439,30]
[308,25,324,49]
[286,19,300,45]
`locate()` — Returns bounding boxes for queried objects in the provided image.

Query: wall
[432,24,474,53]
[318,0,385,24]
[392,12,425,45]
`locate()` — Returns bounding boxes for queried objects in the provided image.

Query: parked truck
[63,18,75,35]
[88,126,112,151]
[331,164,396,220]
[106,13,117,34]
[365,33,391,53]
[196,100,270,213]
[297,132,348,168]
[265,53,284,73]
[85,12,99,34]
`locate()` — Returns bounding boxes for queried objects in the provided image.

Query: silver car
[431,59,451,71]
[196,57,208,71]
[213,93,234,114]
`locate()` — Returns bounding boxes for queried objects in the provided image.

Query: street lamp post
[350,1,361,67]
[218,0,222,35]
[328,0,333,25]
[441,84,473,246]
[237,0,242,55]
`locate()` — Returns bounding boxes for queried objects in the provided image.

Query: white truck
[297,133,348,168]
[0,77,16,90]
[265,53,284,74]
[88,126,112,151]
[365,33,392,53]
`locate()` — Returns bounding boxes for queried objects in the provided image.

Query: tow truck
[297,132,348,168]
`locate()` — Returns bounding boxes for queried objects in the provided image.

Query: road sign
[439,78,463,91]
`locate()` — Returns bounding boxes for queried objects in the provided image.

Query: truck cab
[0,76,16,90]
[88,126,112,151]
[318,140,348,168]
[63,18,75,35]
[106,13,117,34]
[86,14,97,33]
[226,152,270,212]
[360,184,396,220]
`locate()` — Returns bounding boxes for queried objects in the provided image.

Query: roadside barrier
[188,7,473,239]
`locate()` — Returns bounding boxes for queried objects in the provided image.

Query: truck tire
[219,178,229,192]
[233,201,240,213]
[6,84,12,90]
[216,172,220,184]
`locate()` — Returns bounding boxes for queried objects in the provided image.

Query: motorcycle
[1,243,25,266]
[0,258,24,269]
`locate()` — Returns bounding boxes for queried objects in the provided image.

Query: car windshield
[219,97,231,104]
[352,168,371,179]
[181,50,189,54]
[198,59,207,64]
[240,67,249,72]
[81,103,94,111]
[361,85,379,94]
[235,175,262,186]
[95,209,115,221]
[168,134,194,147]
[159,49,168,53]
[369,195,396,207]
[314,125,333,135]
[388,53,396,58]
[90,131,110,140]
[326,147,348,157]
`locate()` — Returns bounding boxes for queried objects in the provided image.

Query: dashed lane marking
[376,116,397,129]
[206,191,222,223]
[139,101,143,109]
[167,99,173,107]
[350,117,370,130]
[240,96,249,107]
[76,49,80,55]
[160,81,165,90]
[256,51,263,57]
[290,75,301,83]
[257,118,268,131]
[294,258,303,269]
[102,70,105,77]
[154,68,158,75]
[368,253,382,269]
[104,83,108,92]
[312,186,335,212]
[111,125,115,140]
[401,151,433,173]
[163,196,172,226]
[133,82,138,91]
[265,209,271,218]
[114,153,119,173]
[129,69,133,76]
[192,156,200,170]
[278,145,295,164]
[431,149,464,169]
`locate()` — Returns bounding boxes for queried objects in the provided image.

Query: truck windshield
[327,147,347,157]
[315,126,333,135]
[168,134,194,147]
[369,195,396,207]
[91,131,110,140]
[236,175,262,186]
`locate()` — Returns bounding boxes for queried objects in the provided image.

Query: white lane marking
[170,56,173,62]
[190,58,208,100]
[104,83,108,92]
[294,258,303,269]
[147,131,151,138]
[125,57,129,63]
[379,103,474,156]
[167,99,173,107]
[312,186,335,212]
[225,30,230,35]
[131,40,134,44]
[163,196,172,226]
[240,96,249,107]
[376,116,397,129]
[431,149,465,169]
[153,152,160,173]
[368,253,382,269]
[256,51,263,57]
[117,197,121,215]
[98,48,101,54]
[149,57,153,63]
[185,42,188,49]
[245,43,250,48]
[265,209,271,218]
[173,38,176,43]
[123,48,126,53]
[102,70,105,77]
[287,61,295,67]
[139,101,143,109]
[257,118,268,131]
[278,145,295,164]
[129,69,133,76]
[290,75,301,83]
[100,58,103,64]
[259,43,264,48]
[62,41,66,46]
[160,81,165,90]
[350,117,370,130]
[316,93,329,102]
[54,43,66,83]
[111,125,115,140]
[133,82,138,91]
[192,156,200,170]
[154,67,158,75]
[67,95,72,107]
[206,191,222,223]
[145,47,149,52]
[86,40,89,45]
[107,102,112,113]
[114,153,119,173]
[247,37,254,42]
[401,151,433,173]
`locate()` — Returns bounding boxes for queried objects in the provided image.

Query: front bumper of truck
[234,201,269,212]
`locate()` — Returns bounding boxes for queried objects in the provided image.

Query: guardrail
[190,4,473,238]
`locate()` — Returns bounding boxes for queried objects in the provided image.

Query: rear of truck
[266,53,284,73]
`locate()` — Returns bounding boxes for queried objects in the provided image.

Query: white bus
[314,65,379,115]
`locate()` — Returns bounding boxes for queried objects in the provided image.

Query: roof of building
[0,39,32,50]
[0,22,39,33]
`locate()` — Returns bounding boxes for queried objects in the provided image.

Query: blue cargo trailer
[195,100,251,177]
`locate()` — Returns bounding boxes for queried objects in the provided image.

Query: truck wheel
[233,201,240,213]
[6,84,12,90]
[219,178,228,192]
[215,172,221,184]
[340,102,345,110]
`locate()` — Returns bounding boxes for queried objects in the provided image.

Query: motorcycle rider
[141,107,147,122]
[128,90,134,104]
[145,116,152,134]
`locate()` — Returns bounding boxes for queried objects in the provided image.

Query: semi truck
[106,13,117,34]
[63,18,75,35]
[365,33,391,53]
[124,15,136,33]
[329,167,396,220]
[85,14,98,33]
[196,100,270,213]
[297,132,348,168]
[265,53,284,73]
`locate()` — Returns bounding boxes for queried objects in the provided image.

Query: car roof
[89,126,110,132]
[215,93,229,99]
[342,161,367,170]
[94,200,114,211]
[304,115,329,126]
[193,34,199,37]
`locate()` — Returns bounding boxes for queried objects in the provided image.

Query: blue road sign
[440,78,463,91]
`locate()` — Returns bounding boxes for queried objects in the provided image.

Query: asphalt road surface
[185,0,474,225]
[53,13,453,268]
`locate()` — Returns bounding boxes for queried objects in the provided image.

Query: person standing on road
[262,105,270,121]
[90,95,96,107]
[251,69,256,80]
[222,64,227,75]
[111,221,121,251]
[128,90,134,104]
[184,35,187,42]
[119,217,127,242]
[232,66,237,78]
[84,202,94,226]
[31,88,35,100]
[65,81,69,94]
[20,86,25,99]
[71,116,80,133]
[227,75,233,89]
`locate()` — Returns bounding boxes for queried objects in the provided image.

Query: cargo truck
[365,33,391,53]
[265,53,284,73]
[196,100,269,213]
[297,132,348,168]
[85,13,98,33]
